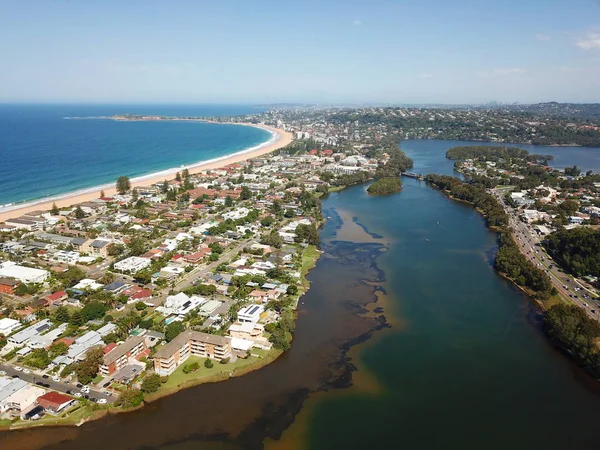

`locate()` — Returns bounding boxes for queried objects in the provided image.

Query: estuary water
[2,140,600,449]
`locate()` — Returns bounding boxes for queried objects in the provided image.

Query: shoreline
[0,122,292,223]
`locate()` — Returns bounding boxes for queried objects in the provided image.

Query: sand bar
[0,123,292,223]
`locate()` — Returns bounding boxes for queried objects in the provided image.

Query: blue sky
[1,0,600,104]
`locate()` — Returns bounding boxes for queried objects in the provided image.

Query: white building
[8,319,52,346]
[114,256,152,274]
[0,262,49,284]
[238,304,264,323]
[72,278,104,291]
[222,208,250,221]
[0,318,21,336]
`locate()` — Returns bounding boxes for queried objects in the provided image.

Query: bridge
[402,172,425,180]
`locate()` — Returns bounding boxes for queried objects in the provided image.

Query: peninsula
[0,112,408,429]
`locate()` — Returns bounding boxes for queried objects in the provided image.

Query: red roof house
[37,392,74,414]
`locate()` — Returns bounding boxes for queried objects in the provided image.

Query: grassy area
[145,349,282,402]
[0,418,12,429]
[301,245,320,279]
[92,375,104,384]
[9,403,103,429]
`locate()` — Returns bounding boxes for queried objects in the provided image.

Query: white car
[81,386,90,394]
[52,376,60,382]
[23,368,31,374]
[14,366,22,372]
[0,370,5,376]
[74,392,82,398]
[97,398,107,404]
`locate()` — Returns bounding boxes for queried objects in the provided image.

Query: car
[98,398,107,404]
[36,381,44,386]
[52,376,60,382]
[76,383,83,388]
[12,375,19,378]
[64,381,70,384]
[66,390,73,395]
[103,391,111,396]
[584,303,589,307]
[0,370,5,376]
[102,381,111,388]
[591,310,596,314]
[23,369,31,374]
[14,366,22,372]
[74,392,82,398]
[42,374,49,379]
[81,386,90,394]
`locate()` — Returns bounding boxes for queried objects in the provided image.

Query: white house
[0,262,49,284]
[114,256,152,274]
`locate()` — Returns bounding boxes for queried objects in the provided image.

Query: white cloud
[477,68,526,77]
[353,19,362,26]
[575,31,600,50]
[420,73,434,79]
[536,34,551,41]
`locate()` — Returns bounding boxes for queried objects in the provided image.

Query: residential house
[0,278,20,295]
[36,392,74,414]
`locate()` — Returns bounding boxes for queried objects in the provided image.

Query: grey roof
[70,238,87,246]
[103,336,145,366]
[91,240,109,248]
[104,281,127,291]
[153,330,230,359]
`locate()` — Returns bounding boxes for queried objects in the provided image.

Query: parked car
[98,398,107,404]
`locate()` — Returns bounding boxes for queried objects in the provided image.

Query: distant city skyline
[1,0,600,104]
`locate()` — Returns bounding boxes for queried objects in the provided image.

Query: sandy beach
[0,123,292,223]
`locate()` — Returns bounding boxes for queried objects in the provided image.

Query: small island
[367,177,402,195]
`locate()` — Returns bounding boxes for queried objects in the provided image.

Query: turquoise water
[0,104,270,206]
[303,146,600,450]
[401,138,600,173]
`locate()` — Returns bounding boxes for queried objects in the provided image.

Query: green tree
[70,310,84,327]
[240,186,252,200]
[82,302,108,321]
[204,358,214,369]
[225,195,233,207]
[49,341,69,357]
[74,206,85,219]
[141,373,162,393]
[51,202,59,215]
[74,346,104,384]
[116,176,131,194]
[117,388,144,408]
[55,306,70,323]
[165,321,185,342]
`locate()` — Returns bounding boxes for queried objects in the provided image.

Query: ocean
[0,104,270,207]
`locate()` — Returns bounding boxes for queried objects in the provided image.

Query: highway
[492,190,600,320]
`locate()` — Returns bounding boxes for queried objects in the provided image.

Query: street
[0,363,115,404]
[492,190,600,320]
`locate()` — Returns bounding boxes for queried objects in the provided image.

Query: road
[0,363,115,403]
[492,190,600,320]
